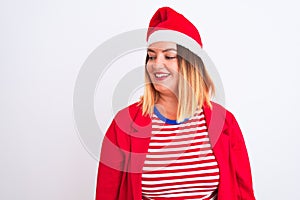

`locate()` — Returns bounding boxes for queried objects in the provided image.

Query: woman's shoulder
[112,101,147,128]
[205,101,240,130]
[206,101,235,118]
[114,101,142,118]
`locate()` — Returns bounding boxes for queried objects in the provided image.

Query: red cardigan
[96,101,256,200]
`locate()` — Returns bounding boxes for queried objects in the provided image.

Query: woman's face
[146,41,179,96]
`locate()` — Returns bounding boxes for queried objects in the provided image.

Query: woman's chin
[154,85,178,96]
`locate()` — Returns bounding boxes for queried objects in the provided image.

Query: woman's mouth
[154,73,170,81]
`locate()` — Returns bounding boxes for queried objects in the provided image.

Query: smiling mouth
[154,73,170,78]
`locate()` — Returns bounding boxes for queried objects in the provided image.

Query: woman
[96,7,256,200]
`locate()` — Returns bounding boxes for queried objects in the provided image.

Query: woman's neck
[156,94,178,120]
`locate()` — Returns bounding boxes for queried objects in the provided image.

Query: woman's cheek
[146,63,153,74]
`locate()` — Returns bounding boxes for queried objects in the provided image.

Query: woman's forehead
[148,41,177,51]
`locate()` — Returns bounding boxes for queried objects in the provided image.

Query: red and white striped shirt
[142,106,220,200]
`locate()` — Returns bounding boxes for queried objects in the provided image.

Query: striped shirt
[142,106,220,200]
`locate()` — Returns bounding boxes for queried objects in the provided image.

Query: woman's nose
[153,54,165,67]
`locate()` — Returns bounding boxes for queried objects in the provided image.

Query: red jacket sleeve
[95,119,124,200]
[229,112,256,199]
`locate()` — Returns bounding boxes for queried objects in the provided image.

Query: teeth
[155,73,170,78]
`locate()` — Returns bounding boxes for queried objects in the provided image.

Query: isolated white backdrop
[1,0,299,199]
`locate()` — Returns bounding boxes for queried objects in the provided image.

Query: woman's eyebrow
[147,49,156,53]
[147,48,177,53]
[162,48,177,53]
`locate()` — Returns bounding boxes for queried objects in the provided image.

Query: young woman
[96,7,256,200]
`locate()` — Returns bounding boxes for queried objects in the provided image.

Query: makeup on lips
[154,72,171,81]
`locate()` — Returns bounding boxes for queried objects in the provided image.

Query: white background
[1,0,300,199]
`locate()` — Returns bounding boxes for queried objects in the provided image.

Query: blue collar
[153,106,190,125]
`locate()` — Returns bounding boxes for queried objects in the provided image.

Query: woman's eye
[165,56,176,60]
[148,56,156,60]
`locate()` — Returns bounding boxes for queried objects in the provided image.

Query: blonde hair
[138,44,215,122]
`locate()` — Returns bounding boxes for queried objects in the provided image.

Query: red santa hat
[147,7,204,57]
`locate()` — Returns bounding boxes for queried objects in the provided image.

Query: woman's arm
[229,112,256,200]
[95,119,124,200]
